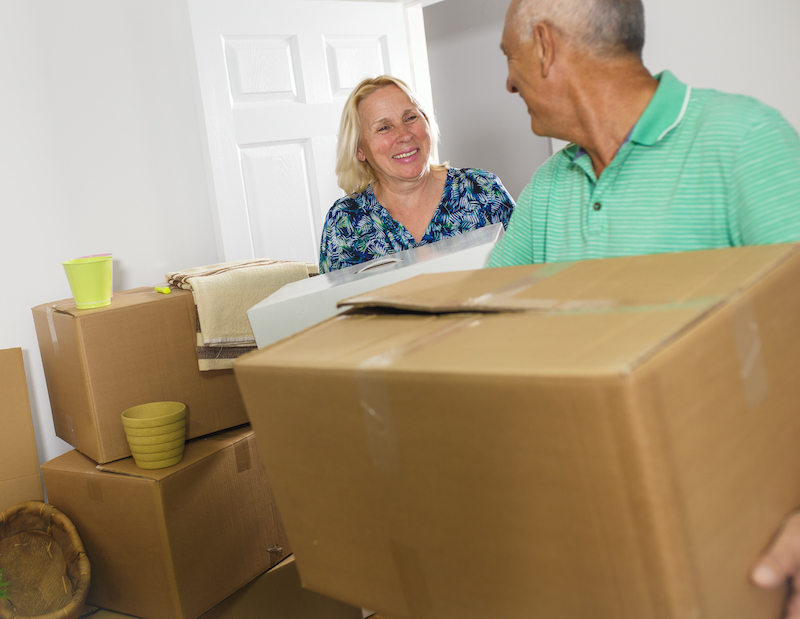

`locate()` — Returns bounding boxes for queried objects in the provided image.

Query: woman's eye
[377,125,390,132]
[406,115,418,123]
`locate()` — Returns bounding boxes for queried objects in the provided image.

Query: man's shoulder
[690,86,788,129]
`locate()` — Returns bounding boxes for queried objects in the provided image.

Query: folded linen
[166,259,312,370]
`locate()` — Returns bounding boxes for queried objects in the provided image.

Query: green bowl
[132,453,184,470]
[129,437,185,455]
[121,402,186,429]
[124,428,186,446]
[122,419,185,438]
[130,445,184,463]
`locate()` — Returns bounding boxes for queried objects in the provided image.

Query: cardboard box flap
[0,348,43,510]
[339,244,799,314]
[44,287,170,317]
[244,243,800,376]
[96,425,252,481]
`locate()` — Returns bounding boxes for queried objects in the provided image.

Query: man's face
[501,4,552,136]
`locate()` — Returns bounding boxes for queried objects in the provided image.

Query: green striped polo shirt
[489,70,800,267]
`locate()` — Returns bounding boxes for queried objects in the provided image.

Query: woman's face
[356,84,432,186]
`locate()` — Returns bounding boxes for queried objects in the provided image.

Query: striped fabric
[489,71,800,267]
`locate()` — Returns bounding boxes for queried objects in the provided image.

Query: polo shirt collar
[630,70,692,146]
[570,70,692,161]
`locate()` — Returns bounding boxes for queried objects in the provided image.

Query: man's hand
[752,512,800,617]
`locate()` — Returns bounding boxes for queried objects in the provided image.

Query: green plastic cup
[62,256,113,309]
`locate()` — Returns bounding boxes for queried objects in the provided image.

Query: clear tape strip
[731,297,769,408]
[235,439,252,473]
[46,305,60,358]
[391,540,435,619]
[465,261,577,307]
[356,317,481,476]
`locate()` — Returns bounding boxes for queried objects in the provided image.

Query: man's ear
[533,22,555,78]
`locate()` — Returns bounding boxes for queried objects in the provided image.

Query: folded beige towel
[166,259,312,369]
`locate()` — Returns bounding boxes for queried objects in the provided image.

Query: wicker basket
[0,501,90,619]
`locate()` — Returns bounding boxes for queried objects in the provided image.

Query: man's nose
[506,77,518,94]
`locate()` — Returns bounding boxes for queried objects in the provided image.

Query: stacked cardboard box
[32,287,248,464]
[33,287,292,618]
[0,347,44,511]
[42,426,291,619]
[88,555,363,619]
[235,244,800,619]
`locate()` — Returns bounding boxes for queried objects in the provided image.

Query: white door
[188,0,437,265]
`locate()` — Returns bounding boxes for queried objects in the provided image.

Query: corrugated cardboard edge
[622,244,800,375]
[0,347,44,510]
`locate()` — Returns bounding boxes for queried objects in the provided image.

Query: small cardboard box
[32,287,248,464]
[89,555,363,619]
[41,426,290,619]
[0,348,43,511]
[247,223,504,348]
[235,244,800,619]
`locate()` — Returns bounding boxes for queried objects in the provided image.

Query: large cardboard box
[41,426,290,619]
[32,287,248,463]
[0,348,44,511]
[89,555,363,619]
[247,223,504,348]
[234,244,800,619]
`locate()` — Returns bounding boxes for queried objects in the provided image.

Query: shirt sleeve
[319,201,354,274]
[731,108,800,245]
[488,174,536,268]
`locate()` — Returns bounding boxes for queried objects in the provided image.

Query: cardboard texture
[88,555,362,619]
[0,348,44,511]
[247,223,504,349]
[32,287,248,463]
[235,244,800,619]
[41,426,291,619]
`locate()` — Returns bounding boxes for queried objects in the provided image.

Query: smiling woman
[319,75,516,273]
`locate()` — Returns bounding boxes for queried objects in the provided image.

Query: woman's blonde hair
[336,75,446,195]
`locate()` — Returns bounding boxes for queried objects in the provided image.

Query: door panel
[189,0,426,264]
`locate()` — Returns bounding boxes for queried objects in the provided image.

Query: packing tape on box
[46,304,61,358]
[730,297,770,408]
[391,540,435,619]
[463,262,727,314]
[464,261,577,309]
[86,477,104,503]
[235,439,252,473]
[356,317,482,476]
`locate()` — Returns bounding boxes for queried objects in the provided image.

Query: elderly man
[489,0,800,268]
[490,0,800,615]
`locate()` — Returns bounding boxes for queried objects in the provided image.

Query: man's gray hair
[514,0,645,57]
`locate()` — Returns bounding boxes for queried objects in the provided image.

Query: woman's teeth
[393,149,418,160]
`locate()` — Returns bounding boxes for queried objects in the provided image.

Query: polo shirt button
[592,202,602,211]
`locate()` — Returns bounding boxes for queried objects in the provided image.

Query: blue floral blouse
[319,167,515,273]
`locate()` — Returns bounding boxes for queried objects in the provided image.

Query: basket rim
[0,501,91,619]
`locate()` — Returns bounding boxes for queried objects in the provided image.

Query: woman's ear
[356,146,366,163]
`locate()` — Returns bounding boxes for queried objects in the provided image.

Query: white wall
[0,1,220,466]
[423,0,552,200]
[423,0,800,200]
[642,0,800,132]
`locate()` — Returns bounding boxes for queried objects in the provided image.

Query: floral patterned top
[319,167,515,273]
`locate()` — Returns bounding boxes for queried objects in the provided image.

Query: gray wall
[423,0,552,200]
[1,0,220,466]
[423,0,800,202]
